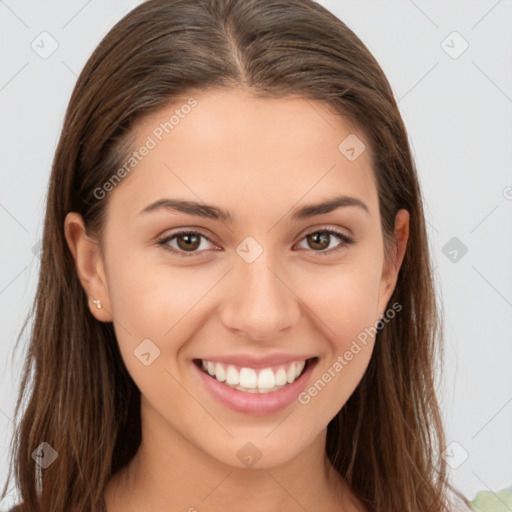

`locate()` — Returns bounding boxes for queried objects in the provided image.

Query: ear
[377,209,409,317]
[64,212,113,322]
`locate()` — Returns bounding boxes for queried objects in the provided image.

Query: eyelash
[156,227,355,258]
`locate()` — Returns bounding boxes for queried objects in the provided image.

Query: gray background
[1,0,511,509]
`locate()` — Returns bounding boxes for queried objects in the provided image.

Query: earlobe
[377,209,410,317]
[63,212,113,322]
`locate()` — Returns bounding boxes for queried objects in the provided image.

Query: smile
[192,356,318,415]
[195,358,309,393]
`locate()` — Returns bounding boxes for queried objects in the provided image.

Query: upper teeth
[201,359,306,393]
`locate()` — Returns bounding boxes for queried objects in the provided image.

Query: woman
[2,0,473,510]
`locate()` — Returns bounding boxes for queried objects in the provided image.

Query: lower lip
[193,358,317,415]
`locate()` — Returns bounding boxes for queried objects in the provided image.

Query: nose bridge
[220,247,300,340]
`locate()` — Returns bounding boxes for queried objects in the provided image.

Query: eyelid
[297,223,353,241]
[295,226,355,257]
[156,227,219,258]
[156,224,355,258]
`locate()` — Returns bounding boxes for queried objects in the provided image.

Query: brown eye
[306,232,330,250]
[158,231,215,257]
[176,232,201,251]
[297,228,355,257]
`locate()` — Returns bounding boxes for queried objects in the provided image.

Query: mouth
[193,356,318,394]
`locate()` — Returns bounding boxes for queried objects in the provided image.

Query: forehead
[107,87,378,222]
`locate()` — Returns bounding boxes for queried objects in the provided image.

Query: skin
[65,86,409,512]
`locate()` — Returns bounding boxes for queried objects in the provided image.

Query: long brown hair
[2,0,472,510]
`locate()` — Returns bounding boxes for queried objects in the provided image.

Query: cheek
[295,265,381,421]
[295,258,383,344]
[105,259,194,405]
[106,253,216,369]
[291,256,382,414]
[106,246,203,332]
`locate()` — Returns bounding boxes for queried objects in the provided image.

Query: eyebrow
[138,194,370,222]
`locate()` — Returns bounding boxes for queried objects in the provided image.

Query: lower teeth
[232,383,287,393]
[202,370,293,393]
[210,373,301,393]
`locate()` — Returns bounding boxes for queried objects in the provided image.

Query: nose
[219,256,300,342]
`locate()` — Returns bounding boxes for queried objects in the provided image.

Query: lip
[194,353,315,370]
[192,356,318,415]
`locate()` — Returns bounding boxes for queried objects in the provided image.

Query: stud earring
[91,299,102,310]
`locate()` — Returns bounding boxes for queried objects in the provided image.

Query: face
[65,87,408,470]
